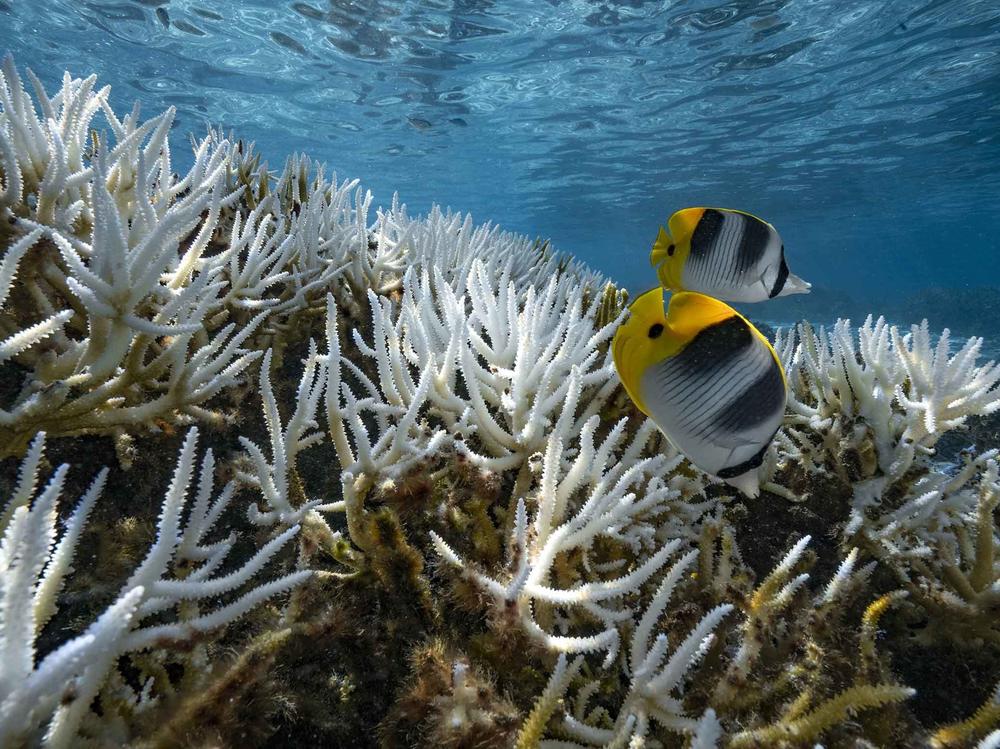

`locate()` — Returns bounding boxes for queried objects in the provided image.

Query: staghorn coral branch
[932,681,1000,747]
[517,654,583,749]
[432,383,694,659]
[728,684,915,747]
[238,346,333,526]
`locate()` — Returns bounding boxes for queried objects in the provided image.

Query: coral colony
[2,57,1000,748]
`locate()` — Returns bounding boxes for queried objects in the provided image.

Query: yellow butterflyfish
[612,287,787,497]
[651,207,811,303]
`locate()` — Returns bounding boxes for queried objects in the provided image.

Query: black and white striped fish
[612,287,787,496]
[650,207,811,303]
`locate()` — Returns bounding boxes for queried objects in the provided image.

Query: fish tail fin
[649,226,672,268]
[781,273,811,296]
[725,471,760,498]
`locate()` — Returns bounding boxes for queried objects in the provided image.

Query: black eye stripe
[648,323,664,338]
[667,244,675,256]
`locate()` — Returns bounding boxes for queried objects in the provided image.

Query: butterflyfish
[650,207,811,303]
[612,287,787,497]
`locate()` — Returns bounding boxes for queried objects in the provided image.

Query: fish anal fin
[724,471,760,498]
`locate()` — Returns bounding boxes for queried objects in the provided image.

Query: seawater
[2,0,999,337]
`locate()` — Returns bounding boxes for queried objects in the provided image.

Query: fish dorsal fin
[746,316,788,390]
[719,206,773,228]
[665,291,737,343]
[671,206,774,233]
[628,285,667,322]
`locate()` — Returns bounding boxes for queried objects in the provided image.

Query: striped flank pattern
[639,315,785,477]
[681,209,787,302]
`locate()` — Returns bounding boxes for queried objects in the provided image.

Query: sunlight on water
[2,0,998,312]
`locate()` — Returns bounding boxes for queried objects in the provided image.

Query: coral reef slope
[2,58,1000,748]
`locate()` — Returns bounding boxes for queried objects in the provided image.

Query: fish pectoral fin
[755,270,772,297]
[717,434,765,452]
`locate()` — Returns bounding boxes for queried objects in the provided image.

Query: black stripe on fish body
[649,318,752,422]
[672,362,758,435]
[649,325,759,430]
[671,342,767,424]
[716,437,776,478]
[736,214,771,274]
[682,350,773,439]
[704,215,726,287]
[687,208,726,287]
[711,359,785,433]
[667,316,754,383]
[768,249,790,298]
[690,209,725,265]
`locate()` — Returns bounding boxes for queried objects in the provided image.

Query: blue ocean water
[2,0,999,330]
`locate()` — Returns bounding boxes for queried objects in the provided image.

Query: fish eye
[667,244,675,256]
[648,323,664,339]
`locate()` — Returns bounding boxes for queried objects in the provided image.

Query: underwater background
[3,0,999,331]
[6,2,1000,748]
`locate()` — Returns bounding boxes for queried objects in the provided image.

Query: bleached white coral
[324,256,621,491]
[6,52,1000,748]
[0,57,384,455]
[371,201,604,292]
[316,199,723,733]
[690,708,724,749]
[768,316,1000,575]
[549,551,733,746]
[238,346,339,527]
[0,428,310,747]
[0,60,254,448]
[0,55,106,226]
[432,402,695,659]
[775,315,1000,484]
[980,730,1000,749]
